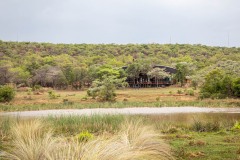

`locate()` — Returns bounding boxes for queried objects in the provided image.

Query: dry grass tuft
[0,119,58,160]
[1,119,174,160]
[52,120,174,160]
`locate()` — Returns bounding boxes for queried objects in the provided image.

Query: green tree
[147,68,170,87]
[87,76,126,101]
[175,62,190,87]
[126,62,141,87]
[62,64,74,86]
[10,67,30,85]
[232,78,240,97]
[72,67,88,89]
[199,70,236,99]
[32,65,67,88]
[0,61,13,85]
[96,66,120,80]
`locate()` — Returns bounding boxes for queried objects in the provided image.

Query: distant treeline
[0,40,239,89]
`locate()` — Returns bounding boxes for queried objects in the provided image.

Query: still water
[1,107,240,123]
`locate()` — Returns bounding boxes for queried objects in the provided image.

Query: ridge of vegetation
[1,40,240,88]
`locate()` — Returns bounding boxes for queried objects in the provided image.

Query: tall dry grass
[0,119,58,160]
[1,119,174,160]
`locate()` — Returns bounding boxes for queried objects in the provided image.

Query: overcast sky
[0,0,239,47]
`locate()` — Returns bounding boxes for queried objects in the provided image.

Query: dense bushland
[1,41,240,100]
[1,40,239,89]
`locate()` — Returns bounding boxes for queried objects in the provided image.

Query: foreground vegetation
[0,118,173,160]
[1,114,240,159]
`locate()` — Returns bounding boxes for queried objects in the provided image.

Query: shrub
[81,96,88,101]
[192,121,204,132]
[232,121,240,130]
[192,120,221,132]
[77,131,94,142]
[87,76,125,101]
[48,90,58,99]
[32,85,42,91]
[123,98,128,102]
[191,78,198,90]
[87,87,100,99]
[186,89,194,96]
[177,90,183,94]
[27,88,32,95]
[199,92,211,100]
[62,98,73,105]
[199,70,237,99]
[210,93,226,99]
[0,85,15,102]
[162,126,179,134]
[232,78,240,97]
[199,70,224,99]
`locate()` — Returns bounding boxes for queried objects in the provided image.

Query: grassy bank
[1,115,240,159]
[1,100,240,112]
[0,87,239,112]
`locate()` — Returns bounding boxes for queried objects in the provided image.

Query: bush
[87,76,125,101]
[232,121,240,130]
[0,85,15,102]
[192,120,221,132]
[32,85,42,91]
[185,89,194,96]
[77,131,94,142]
[27,88,32,95]
[199,70,238,99]
[177,90,183,94]
[48,90,58,99]
[189,90,195,96]
[199,92,211,100]
[87,87,100,99]
[81,96,88,101]
[232,78,240,97]
[210,93,226,99]
[191,79,198,90]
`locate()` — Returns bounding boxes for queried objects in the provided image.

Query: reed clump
[0,119,58,160]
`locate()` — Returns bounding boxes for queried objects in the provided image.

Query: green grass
[170,131,240,160]
[1,100,240,112]
[46,114,126,136]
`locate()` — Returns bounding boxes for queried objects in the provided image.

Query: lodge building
[123,65,177,88]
